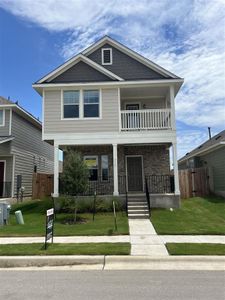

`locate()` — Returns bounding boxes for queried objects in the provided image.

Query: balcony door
[126,103,140,129]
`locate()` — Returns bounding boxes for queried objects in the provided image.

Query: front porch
[56,143,180,207]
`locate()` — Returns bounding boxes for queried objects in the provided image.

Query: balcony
[120,108,172,131]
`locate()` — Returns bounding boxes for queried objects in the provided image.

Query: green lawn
[151,196,225,235]
[0,243,130,256]
[0,199,129,237]
[166,243,225,255]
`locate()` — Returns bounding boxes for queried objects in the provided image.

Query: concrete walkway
[0,236,130,244]
[128,219,169,256]
[0,235,225,245]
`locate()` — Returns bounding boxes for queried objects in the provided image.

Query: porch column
[53,142,59,197]
[170,85,176,130]
[172,142,180,195]
[112,143,119,196]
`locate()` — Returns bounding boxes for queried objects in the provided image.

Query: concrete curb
[0,255,225,270]
[105,255,225,270]
[0,255,104,268]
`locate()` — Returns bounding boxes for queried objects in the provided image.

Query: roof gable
[49,61,115,83]
[87,42,167,80]
[83,36,180,79]
[179,130,225,162]
[36,54,123,84]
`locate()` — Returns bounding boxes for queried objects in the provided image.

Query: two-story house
[33,36,183,207]
[0,96,54,198]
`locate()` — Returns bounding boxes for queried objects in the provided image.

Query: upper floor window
[102,48,112,65]
[83,90,99,118]
[63,91,80,118]
[0,110,4,126]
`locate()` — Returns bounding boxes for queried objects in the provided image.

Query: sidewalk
[0,235,224,245]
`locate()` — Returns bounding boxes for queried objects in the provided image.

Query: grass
[0,198,129,237]
[166,243,225,255]
[0,243,130,256]
[151,196,225,235]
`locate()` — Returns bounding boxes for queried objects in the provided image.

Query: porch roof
[0,136,14,144]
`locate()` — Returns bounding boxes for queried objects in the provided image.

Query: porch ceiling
[120,86,168,98]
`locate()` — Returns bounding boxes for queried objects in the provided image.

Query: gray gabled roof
[0,96,42,129]
[179,130,225,163]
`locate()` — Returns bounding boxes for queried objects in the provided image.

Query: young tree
[61,149,89,223]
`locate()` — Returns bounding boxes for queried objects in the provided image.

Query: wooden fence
[179,167,210,199]
[32,173,53,199]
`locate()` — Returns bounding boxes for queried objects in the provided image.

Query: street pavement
[0,270,224,300]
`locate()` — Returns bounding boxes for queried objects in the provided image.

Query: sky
[0,0,224,158]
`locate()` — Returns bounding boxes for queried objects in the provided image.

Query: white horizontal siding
[44,89,119,134]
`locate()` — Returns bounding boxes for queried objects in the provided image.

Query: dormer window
[102,48,112,65]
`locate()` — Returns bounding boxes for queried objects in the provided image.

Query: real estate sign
[45,208,54,249]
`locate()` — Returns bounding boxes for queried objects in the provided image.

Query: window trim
[101,48,112,65]
[61,89,102,120]
[63,90,80,119]
[0,109,5,127]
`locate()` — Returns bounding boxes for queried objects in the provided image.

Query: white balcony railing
[120,108,171,131]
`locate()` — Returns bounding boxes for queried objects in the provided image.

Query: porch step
[128,210,149,215]
[128,213,149,219]
[127,199,147,203]
[128,205,148,210]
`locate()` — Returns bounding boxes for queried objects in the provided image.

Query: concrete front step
[128,209,149,213]
[128,215,150,219]
[128,201,148,204]
[128,206,148,210]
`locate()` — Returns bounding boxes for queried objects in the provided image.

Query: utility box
[0,202,11,225]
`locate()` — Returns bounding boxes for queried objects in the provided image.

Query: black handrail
[145,177,151,217]
[125,176,128,216]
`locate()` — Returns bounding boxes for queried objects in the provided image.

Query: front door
[0,161,5,197]
[126,156,143,192]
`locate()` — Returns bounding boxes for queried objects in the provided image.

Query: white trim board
[33,78,184,96]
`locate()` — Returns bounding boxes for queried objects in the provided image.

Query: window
[83,90,99,118]
[63,91,80,118]
[84,156,98,181]
[102,48,112,65]
[101,155,109,181]
[0,110,4,126]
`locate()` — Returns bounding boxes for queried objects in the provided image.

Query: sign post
[45,208,54,250]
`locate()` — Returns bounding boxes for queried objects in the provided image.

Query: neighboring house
[0,96,54,198]
[33,36,184,207]
[179,130,225,197]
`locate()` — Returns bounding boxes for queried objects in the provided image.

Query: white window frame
[0,109,5,127]
[84,155,99,181]
[61,89,102,120]
[101,48,112,65]
[62,90,80,120]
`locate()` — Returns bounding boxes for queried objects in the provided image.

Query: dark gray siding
[201,147,225,193]
[10,111,54,197]
[0,109,10,136]
[0,142,11,155]
[13,149,54,197]
[88,43,168,80]
[11,112,53,161]
[49,61,115,83]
